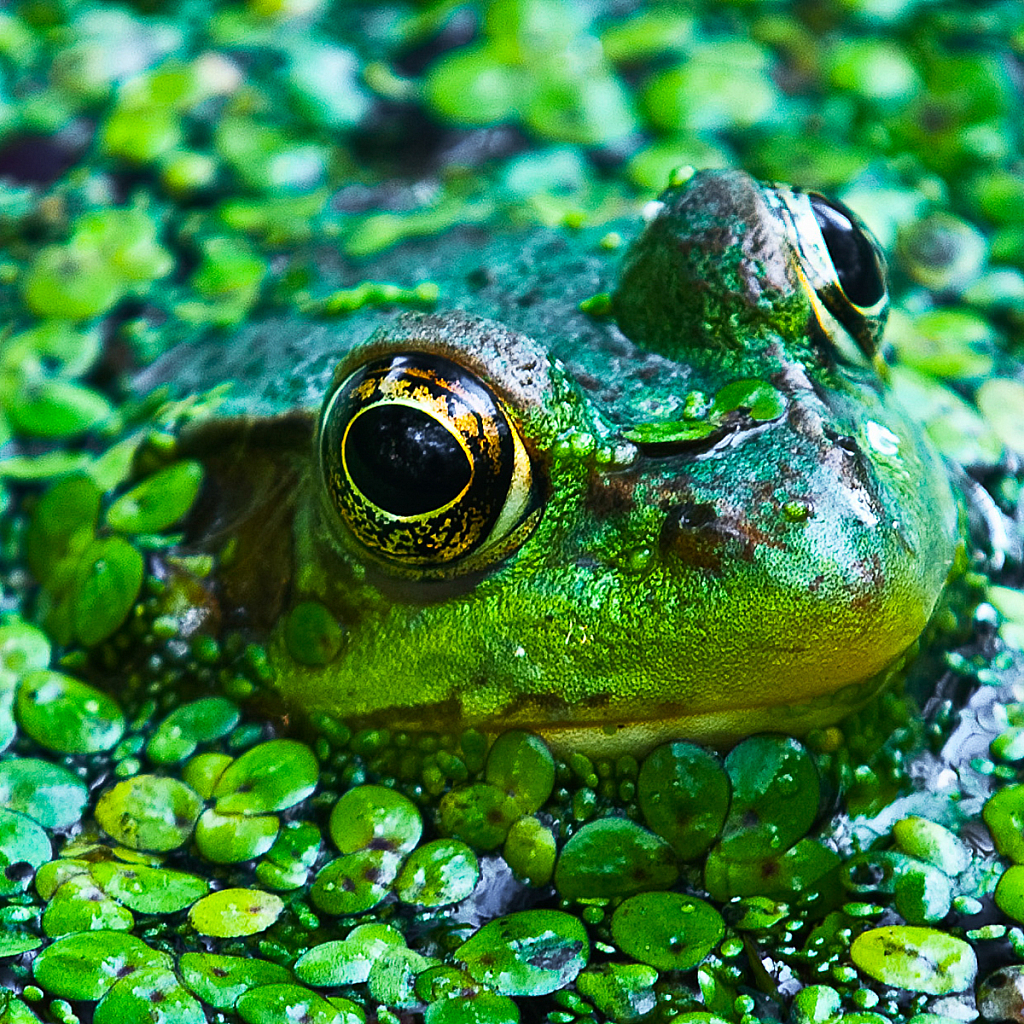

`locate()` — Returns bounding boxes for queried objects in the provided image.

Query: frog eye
[809,194,886,309]
[318,351,538,575]
[804,192,889,358]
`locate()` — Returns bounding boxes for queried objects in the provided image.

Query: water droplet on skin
[866,420,902,456]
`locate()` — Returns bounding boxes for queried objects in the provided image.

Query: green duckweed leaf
[576,963,659,1022]
[438,782,521,851]
[0,321,101,378]
[34,859,90,899]
[0,808,51,897]
[638,741,729,860]
[147,696,240,764]
[503,815,557,887]
[95,775,202,851]
[182,751,234,798]
[94,967,206,1024]
[711,379,786,421]
[7,377,114,439]
[106,460,204,534]
[456,909,589,997]
[236,983,343,1024]
[610,892,724,970]
[294,923,406,987]
[0,620,52,686]
[311,850,400,916]
[718,735,820,861]
[995,865,1024,923]
[188,887,284,937]
[22,244,124,320]
[977,378,1024,455]
[850,926,977,995]
[16,670,125,753]
[0,758,88,829]
[983,785,1024,863]
[891,817,970,876]
[395,838,480,907]
[24,475,100,584]
[0,452,94,481]
[622,420,718,445]
[42,875,135,937]
[178,952,294,1010]
[329,784,421,856]
[88,861,209,914]
[554,817,679,900]
[424,990,519,1024]
[213,738,319,815]
[704,837,841,900]
[367,947,434,1007]
[70,536,144,646]
[485,730,555,814]
[195,807,280,863]
[0,935,44,958]
[33,930,174,1001]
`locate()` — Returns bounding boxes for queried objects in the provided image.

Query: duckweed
[213,739,319,814]
[576,963,659,1022]
[236,983,342,1024]
[502,815,557,887]
[15,670,124,754]
[0,758,88,830]
[0,810,50,897]
[146,696,240,764]
[485,729,556,813]
[330,784,422,856]
[850,927,977,995]
[294,925,406,987]
[554,817,679,900]
[610,891,724,970]
[456,910,589,997]
[93,968,206,1024]
[188,887,284,938]
[637,741,729,860]
[438,782,521,850]
[394,838,480,907]
[194,806,280,863]
[41,876,135,937]
[718,735,821,861]
[33,931,173,1001]
[87,861,209,913]
[178,953,294,1011]
[95,775,203,851]
[311,848,399,916]
[105,460,204,534]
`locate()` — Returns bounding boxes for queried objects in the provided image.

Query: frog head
[181,170,958,753]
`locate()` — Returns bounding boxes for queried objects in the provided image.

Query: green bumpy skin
[168,170,958,753]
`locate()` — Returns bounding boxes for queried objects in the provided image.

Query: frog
[149,168,959,753]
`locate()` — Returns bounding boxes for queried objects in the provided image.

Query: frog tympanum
[162,169,958,751]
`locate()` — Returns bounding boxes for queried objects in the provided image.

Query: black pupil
[345,404,471,516]
[810,195,885,307]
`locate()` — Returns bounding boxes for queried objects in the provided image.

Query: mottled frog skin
[155,170,958,752]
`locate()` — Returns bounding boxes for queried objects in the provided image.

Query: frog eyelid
[766,185,889,362]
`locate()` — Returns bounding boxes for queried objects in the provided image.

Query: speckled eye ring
[318,349,538,576]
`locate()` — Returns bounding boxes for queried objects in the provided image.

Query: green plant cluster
[1,1,1024,1024]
